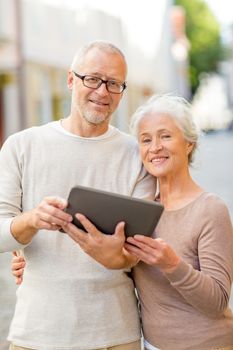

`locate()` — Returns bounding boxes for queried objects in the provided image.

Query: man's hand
[11,252,26,285]
[27,196,72,231]
[11,196,73,244]
[62,214,138,269]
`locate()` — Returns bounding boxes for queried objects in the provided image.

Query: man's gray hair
[70,40,127,72]
[130,94,199,164]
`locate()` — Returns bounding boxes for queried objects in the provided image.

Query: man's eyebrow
[86,72,123,82]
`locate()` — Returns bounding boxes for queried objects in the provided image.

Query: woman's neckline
[156,191,207,213]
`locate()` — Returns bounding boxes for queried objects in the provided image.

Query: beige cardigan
[133,192,233,350]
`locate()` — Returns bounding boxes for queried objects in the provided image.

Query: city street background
[1,1,233,349]
[0,129,233,350]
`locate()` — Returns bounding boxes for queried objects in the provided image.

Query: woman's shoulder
[195,192,232,233]
[197,192,229,213]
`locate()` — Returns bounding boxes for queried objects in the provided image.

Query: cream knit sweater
[0,121,156,350]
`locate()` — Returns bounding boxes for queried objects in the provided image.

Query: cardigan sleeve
[165,196,233,318]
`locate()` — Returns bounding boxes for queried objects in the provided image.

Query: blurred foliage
[52,95,63,121]
[0,73,14,89]
[175,0,227,93]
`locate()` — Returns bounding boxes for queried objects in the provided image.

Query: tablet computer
[64,185,163,237]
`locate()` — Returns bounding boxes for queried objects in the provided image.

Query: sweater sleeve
[165,197,233,318]
[0,135,29,252]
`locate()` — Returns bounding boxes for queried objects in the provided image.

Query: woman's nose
[150,140,162,151]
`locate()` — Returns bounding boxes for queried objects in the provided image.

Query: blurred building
[191,22,233,131]
[0,0,190,145]
[192,73,233,131]
[0,0,21,145]
[222,24,233,114]
[124,1,190,130]
[170,5,190,99]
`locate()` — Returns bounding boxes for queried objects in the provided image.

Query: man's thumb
[114,221,125,238]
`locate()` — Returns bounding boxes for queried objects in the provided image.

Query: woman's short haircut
[130,94,199,164]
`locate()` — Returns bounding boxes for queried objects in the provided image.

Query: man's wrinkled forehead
[77,48,127,81]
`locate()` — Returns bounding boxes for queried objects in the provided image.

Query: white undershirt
[52,119,115,139]
[144,339,160,350]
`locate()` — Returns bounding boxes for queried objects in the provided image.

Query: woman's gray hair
[70,40,127,72]
[130,94,199,164]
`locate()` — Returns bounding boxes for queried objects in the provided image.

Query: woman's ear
[186,142,194,156]
[67,71,74,90]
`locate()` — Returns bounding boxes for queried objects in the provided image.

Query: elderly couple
[0,41,233,350]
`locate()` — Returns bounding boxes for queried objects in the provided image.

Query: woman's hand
[11,251,26,285]
[125,235,180,273]
[62,214,138,269]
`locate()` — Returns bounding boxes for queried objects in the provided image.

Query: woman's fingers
[12,253,25,263]
[12,267,24,278]
[126,236,180,271]
[15,276,23,285]
[12,261,25,276]
[124,242,152,263]
[125,236,164,265]
[11,252,25,283]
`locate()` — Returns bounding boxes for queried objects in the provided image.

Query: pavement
[0,253,16,350]
[191,130,233,221]
[0,130,233,350]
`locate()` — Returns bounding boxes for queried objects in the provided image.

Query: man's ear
[67,71,73,90]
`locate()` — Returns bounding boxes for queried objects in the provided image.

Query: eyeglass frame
[72,71,127,94]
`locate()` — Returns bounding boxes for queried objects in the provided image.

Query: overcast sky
[205,0,233,26]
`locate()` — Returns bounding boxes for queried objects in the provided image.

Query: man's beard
[83,111,110,125]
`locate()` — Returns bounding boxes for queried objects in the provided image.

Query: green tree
[175,0,225,93]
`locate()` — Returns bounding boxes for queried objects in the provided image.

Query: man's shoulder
[110,126,137,145]
[1,123,57,153]
[8,122,55,140]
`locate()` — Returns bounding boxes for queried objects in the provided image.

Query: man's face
[69,48,127,126]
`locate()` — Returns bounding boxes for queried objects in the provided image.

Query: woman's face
[138,113,193,179]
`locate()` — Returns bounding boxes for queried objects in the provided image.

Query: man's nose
[96,82,109,95]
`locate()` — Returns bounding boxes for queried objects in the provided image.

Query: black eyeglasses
[73,71,126,94]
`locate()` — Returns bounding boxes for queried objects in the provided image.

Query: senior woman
[12,95,233,349]
[124,94,233,350]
